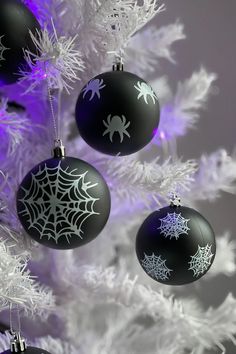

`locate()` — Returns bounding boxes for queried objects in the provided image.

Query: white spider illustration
[103,114,131,143]
[82,78,106,101]
[0,35,9,67]
[189,244,214,277]
[134,81,157,104]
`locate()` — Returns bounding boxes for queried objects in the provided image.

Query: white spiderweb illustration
[141,253,172,281]
[18,162,100,244]
[189,244,214,277]
[158,212,190,240]
[0,36,9,66]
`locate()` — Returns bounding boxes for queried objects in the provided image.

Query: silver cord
[9,304,21,335]
[44,62,60,144]
[57,88,62,143]
[46,77,59,142]
[9,303,13,334]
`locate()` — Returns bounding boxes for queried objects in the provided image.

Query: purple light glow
[23,0,41,22]
[160,131,166,140]
[152,104,182,144]
[152,127,159,137]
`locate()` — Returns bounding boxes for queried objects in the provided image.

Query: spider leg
[89,91,96,101]
[123,130,130,138]
[151,94,156,104]
[103,128,109,136]
[82,88,88,98]
[121,115,126,124]
[107,114,111,124]
[118,130,124,143]
[144,94,148,104]
[124,121,130,129]
[100,79,106,89]
[137,93,142,100]
[103,120,109,128]
[109,131,114,142]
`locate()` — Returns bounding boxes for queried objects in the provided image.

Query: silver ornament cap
[112,55,124,71]
[52,139,66,158]
[169,192,181,207]
[10,332,27,353]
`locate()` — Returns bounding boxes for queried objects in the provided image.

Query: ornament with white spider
[103,114,130,143]
[134,81,158,104]
[82,78,106,101]
[75,67,160,156]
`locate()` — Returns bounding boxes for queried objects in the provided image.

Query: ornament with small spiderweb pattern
[75,61,160,156]
[136,198,216,285]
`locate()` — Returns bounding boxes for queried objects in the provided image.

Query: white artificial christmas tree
[0,1,235,353]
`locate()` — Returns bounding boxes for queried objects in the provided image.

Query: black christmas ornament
[1,332,51,354]
[75,61,160,156]
[0,0,41,85]
[16,142,111,250]
[136,195,216,285]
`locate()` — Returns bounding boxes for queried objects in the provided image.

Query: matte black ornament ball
[136,205,216,285]
[0,0,41,85]
[75,70,160,156]
[16,156,111,250]
[1,347,51,354]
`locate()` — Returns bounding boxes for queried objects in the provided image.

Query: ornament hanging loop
[169,192,181,207]
[53,139,66,158]
[113,57,124,71]
[108,49,124,71]
[9,304,27,352]
[10,332,27,353]
[44,63,63,152]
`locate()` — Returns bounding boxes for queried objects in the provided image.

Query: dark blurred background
[154,1,236,353]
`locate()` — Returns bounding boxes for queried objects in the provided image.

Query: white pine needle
[0,99,31,156]
[126,21,186,76]
[158,68,217,139]
[20,24,85,93]
[193,149,236,201]
[208,233,236,278]
[0,240,54,316]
